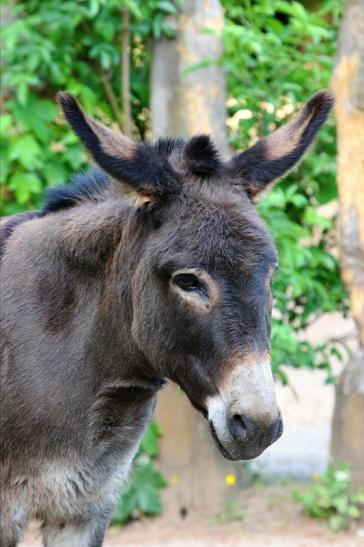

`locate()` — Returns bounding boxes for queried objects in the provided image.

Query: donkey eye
[173,273,207,296]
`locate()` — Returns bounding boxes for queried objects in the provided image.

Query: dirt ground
[21,483,364,546]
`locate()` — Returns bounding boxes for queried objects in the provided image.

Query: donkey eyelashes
[57,90,333,206]
[173,273,209,298]
[169,269,221,314]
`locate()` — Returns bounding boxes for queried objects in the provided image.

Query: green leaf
[352,490,364,504]
[0,114,12,135]
[10,98,58,143]
[112,488,138,524]
[138,483,162,514]
[157,1,177,15]
[346,505,360,519]
[8,172,42,204]
[17,82,29,106]
[139,422,161,457]
[111,462,166,524]
[9,134,41,168]
[88,0,102,17]
[44,162,68,187]
[0,149,10,184]
[125,0,142,19]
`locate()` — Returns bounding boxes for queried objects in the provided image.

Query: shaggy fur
[0,90,333,546]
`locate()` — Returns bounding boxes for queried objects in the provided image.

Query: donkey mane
[41,169,110,215]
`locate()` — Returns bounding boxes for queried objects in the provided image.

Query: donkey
[0,90,333,546]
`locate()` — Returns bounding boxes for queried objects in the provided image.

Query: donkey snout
[206,357,283,460]
[227,412,283,447]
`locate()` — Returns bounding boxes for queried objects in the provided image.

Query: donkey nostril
[228,414,248,441]
[274,415,284,439]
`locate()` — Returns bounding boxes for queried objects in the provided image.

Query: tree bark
[151,0,228,156]
[151,0,245,517]
[331,0,364,488]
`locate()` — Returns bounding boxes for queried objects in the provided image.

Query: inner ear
[228,90,334,201]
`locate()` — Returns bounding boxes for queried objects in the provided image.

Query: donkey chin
[205,360,284,461]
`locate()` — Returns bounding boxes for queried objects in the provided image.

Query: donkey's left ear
[228,91,334,201]
[57,92,179,202]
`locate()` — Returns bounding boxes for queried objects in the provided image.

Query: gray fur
[0,90,333,546]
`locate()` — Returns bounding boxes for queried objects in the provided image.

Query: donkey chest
[27,392,154,519]
[31,444,136,520]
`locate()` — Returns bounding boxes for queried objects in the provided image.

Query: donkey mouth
[209,421,238,460]
[208,420,270,461]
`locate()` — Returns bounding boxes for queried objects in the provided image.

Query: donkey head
[58,91,333,460]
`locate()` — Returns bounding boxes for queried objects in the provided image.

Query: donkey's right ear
[57,92,179,201]
[227,91,334,202]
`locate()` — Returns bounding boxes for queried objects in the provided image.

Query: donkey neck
[53,196,161,389]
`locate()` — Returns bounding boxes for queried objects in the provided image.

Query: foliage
[222,0,348,382]
[0,0,179,214]
[112,421,167,524]
[293,463,364,531]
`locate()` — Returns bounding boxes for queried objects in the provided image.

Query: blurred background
[1,0,364,545]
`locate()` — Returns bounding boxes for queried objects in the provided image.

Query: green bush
[0,0,178,214]
[112,421,167,524]
[293,463,364,531]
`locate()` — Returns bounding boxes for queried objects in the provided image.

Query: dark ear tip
[56,91,80,113]
[307,90,335,113]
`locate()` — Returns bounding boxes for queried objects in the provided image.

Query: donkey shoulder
[0,211,41,260]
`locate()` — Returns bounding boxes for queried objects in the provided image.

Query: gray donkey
[0,90,333,546]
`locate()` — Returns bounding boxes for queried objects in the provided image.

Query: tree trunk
[151,0,246,518]
[331,0,364,488]
[151,0,229,156]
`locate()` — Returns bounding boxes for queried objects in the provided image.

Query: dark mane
[41,169,110,215]
[153,137,185,157]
